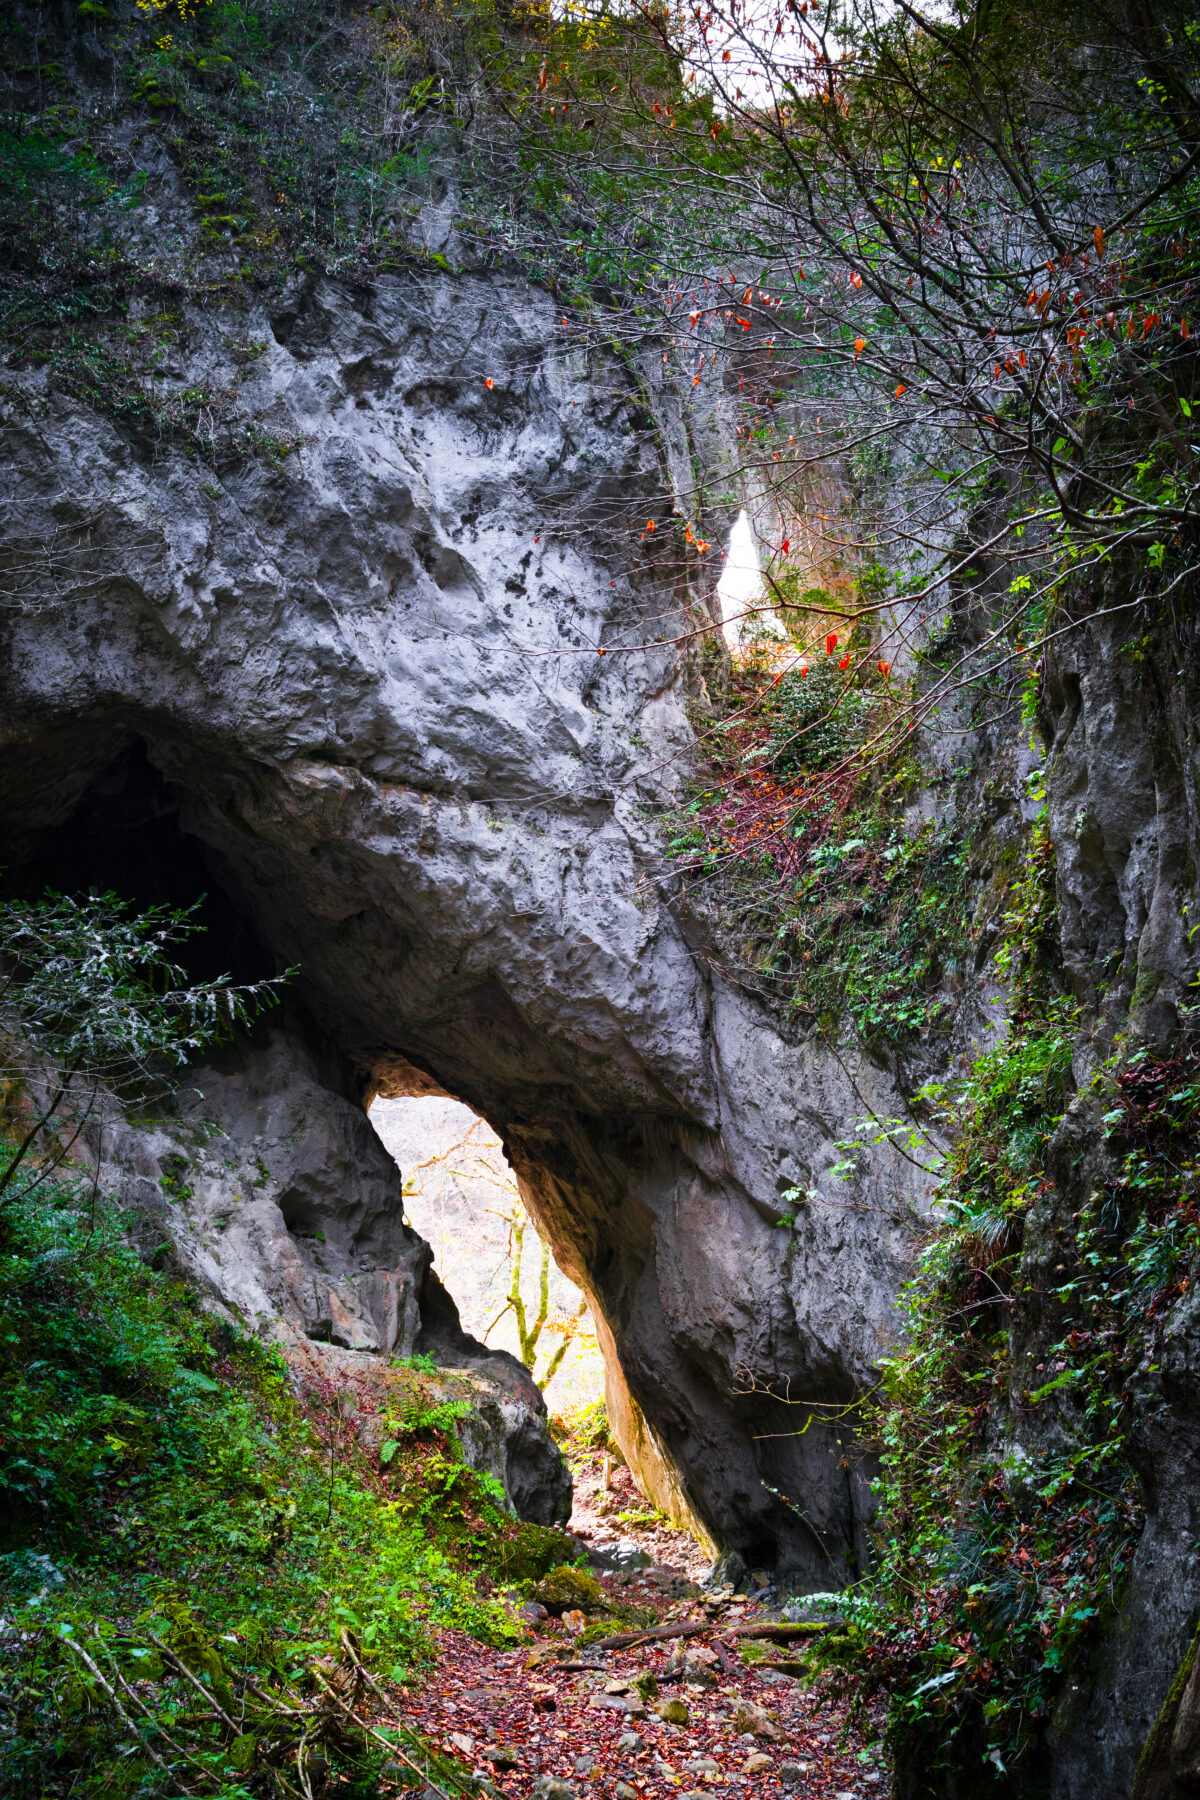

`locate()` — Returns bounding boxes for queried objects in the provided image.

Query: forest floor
[380,1447,890,1800]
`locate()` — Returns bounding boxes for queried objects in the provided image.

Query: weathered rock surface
[0,267,931,1579]
[1033,609,1200,1800]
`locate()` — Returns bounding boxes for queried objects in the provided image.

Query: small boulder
[574,1756,597,1778]
[657,1698,690,1727]
[520,1601,550,1625]
[615,1785,638,1800]
[733,1702,781,1741]
[616,1732,644,1753]
[779,1765,809,1787]
[632,1672,659,1703]
[532,1565,606,1616]
[742,1753,774,1776]
[482,1746,520,1771]
[532,1779,577,1800]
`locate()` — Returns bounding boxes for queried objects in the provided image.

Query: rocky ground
[377,1449,890,1800]
[565,1446,712,1585]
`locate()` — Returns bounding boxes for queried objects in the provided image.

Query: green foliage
[666,671,973,1044]
[0,887,282,1089]
[768,656,873,777]
[0,887,286,1200]
[0,886,563,1795]
[781,801,973,1043]
[809,812,1200,1793]
[556,1396,615,1454]
[0,1168,522,1796]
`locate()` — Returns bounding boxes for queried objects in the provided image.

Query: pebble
[658,1698,690,1726]
[617,1732,644,1753]
[615,1785,638,1800]
[779,1765,809,1786]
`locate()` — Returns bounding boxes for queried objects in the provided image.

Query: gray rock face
[0,267,930,1579]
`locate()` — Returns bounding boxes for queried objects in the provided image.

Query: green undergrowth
[665,634,975,1045]
[0,1168,566,1798]
[787,814,1200,1794]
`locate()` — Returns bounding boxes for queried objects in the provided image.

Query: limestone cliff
[0,262,936,1580]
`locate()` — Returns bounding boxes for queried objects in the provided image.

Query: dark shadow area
[0,735,279,989]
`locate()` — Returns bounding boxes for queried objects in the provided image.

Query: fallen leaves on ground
[377,1567,889,1800]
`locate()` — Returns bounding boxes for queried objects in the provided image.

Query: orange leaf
[878,659,890,676]
[894,384,907,398]
[484,378,494,389]
[646,520,655,532]
[1094,224,1106,259]
[854,337,866,359]
[825,633,838,655]
[838,654,850,670]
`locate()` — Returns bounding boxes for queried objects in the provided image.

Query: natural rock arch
[0,269,929,1580]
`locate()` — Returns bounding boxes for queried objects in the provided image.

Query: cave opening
[0,729,764,1568]
[0,735,278,992]
[369,1092,605,1412]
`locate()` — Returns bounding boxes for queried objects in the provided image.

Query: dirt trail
[384,1452,889,1800]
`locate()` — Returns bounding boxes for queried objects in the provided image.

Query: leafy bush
[769,656,873,776]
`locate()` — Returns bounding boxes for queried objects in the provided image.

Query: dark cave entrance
[0,736,278,992]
